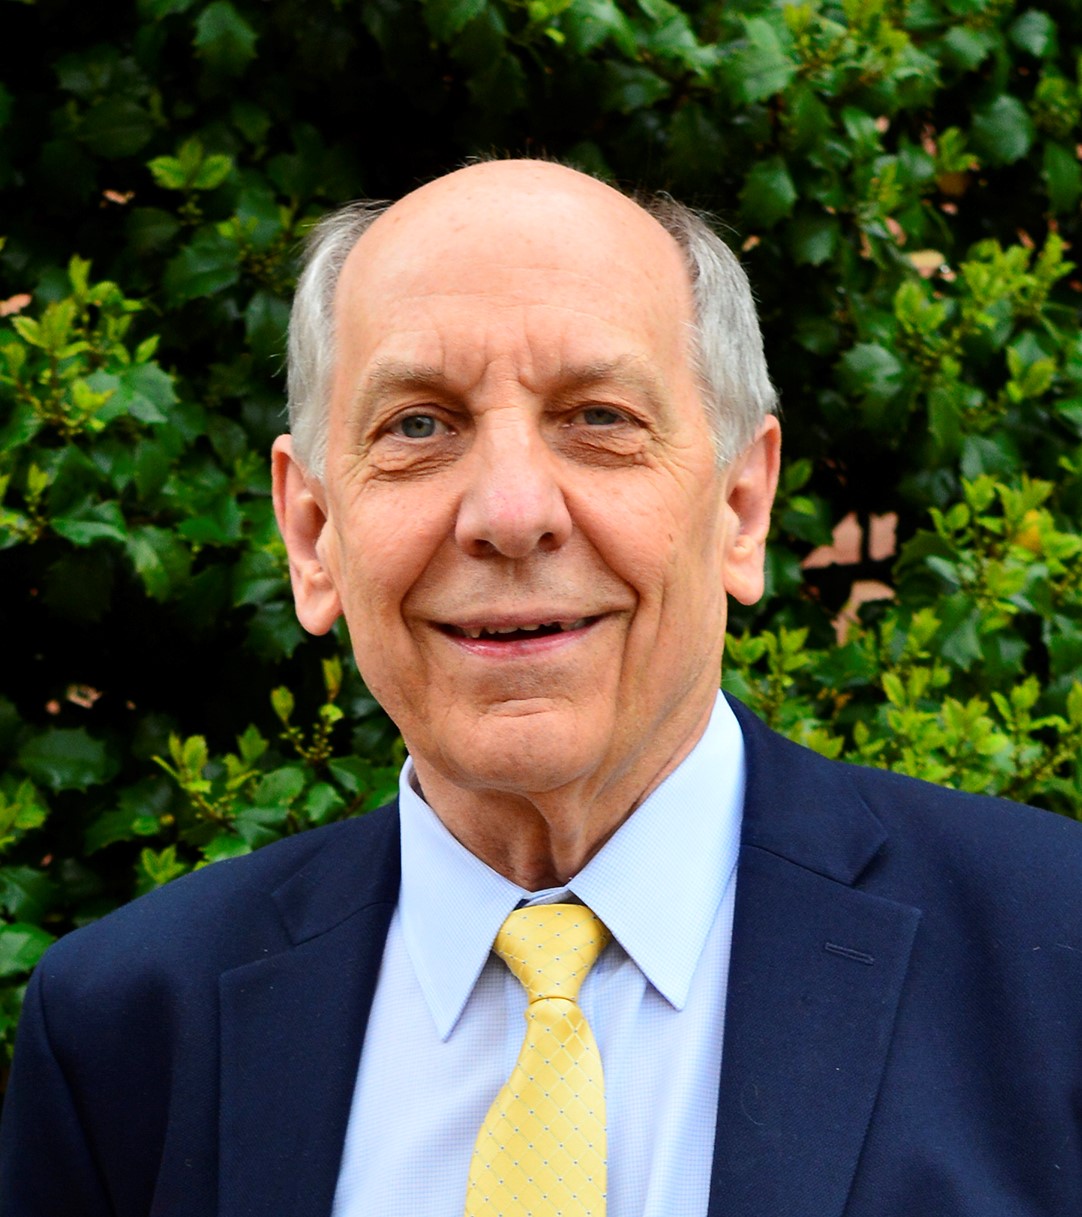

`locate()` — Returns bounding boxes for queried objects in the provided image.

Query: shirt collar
[398,692,745,1039]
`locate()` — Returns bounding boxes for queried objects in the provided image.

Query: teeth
[456,618,591,638]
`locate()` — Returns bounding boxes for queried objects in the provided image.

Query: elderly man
[3,160,1082,1217]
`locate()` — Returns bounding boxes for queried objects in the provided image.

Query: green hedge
[1,0,1080,1082]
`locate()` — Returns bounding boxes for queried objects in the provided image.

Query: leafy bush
[0,0,1079,1081]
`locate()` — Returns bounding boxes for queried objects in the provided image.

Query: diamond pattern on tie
[464,904,611,1217]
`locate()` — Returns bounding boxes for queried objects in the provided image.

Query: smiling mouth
[442,617,595,641]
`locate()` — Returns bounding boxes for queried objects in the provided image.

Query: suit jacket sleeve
[1,964,114,1217]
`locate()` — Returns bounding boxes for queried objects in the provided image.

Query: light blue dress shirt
[332,691,745,1217]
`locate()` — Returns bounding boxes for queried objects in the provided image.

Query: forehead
[331,167,697,385]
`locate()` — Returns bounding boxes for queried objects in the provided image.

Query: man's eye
[579,406,624,426]
[393,414,442,439]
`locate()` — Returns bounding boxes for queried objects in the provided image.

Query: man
[2,160,1081,1217]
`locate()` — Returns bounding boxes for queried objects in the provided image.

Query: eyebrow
[557,358,667,401]
[358,355,668,411]
[359,360,452,408]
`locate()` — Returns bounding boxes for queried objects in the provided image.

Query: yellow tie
[465,903,611,1217]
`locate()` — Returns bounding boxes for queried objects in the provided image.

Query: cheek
[583,479,725,609]
[328,495,438,628]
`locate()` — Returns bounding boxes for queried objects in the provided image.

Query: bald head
[361,160,687,278]
[286,159,776,476]
[371,158,664,228]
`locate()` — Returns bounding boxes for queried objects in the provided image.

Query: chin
[440,711,608,796]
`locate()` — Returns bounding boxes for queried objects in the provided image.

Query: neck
[410,702,713,889]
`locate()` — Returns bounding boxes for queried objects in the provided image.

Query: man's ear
[722,415,781,607]
[271,435,342,635]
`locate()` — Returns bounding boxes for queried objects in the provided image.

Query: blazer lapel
[217,809,400,1217]
[709,701,922,1217]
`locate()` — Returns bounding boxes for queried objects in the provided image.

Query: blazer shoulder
[35,802,401,998]
[729,693,1082,901]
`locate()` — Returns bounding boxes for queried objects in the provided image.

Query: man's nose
[454,418,573,559]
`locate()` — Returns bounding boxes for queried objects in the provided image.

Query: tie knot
[494,903,610,1003]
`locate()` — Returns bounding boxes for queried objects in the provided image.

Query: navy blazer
[3,698,1082,1215]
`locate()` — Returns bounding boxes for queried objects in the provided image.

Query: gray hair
[286,200,391,479]
[286,184,776,477]
[641,196,778,465]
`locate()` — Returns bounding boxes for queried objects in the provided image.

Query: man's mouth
[442,617,594,641]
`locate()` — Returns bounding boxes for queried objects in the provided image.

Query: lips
[442,617,595,641]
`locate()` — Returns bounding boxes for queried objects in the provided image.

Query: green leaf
[126,207,182,256]
[192,153,233,191]
[327,756,373,795]
[244,290,290,364]
[304,782,345,826]
[193,1,259,75]
[636,0,717,72]
[85,806,163,853]
[126,525,192,600]
[362,769,400,812]
[0,403,43,455]
[18,729,115,793]
[270,686,294,723]
[728,17,797,104]
[0,867,56,922]
[202,833,251,862]
[230,100,272,146]
[11,316,42,347]
[123,362,177,422]
[86,780,172,855]
[247,602,305,661]
[180,734,208,773]
[147,155,189,191]
[1009,10,1057,58]
[787,212,839,266]
[151,138,233,193]
[838,343,906,404]
[783,83,832,152]
[51,500,128,547]
[937,595,984,668]
[740,157,797,229]
[139,0,198,15]
[133,440,173,497]
[940,26,996,71]
[0,923,54,979]
[841,107,882,158]
[666,104,725,181]
[970,95,1035,166]
[233,550,287,607]
[87,362,177,425]
[561,0,636,56]
[54,47,120,100]
[79,98,154,159]
[163,228,241,304]
[0,779,47,845]
[135,846,189,894]
[232,806,289,848]
[254,766,306,807]
[600,62,670,114]
[177,493,243,545]
[424,0,486,40]
[1043,141,1082,214]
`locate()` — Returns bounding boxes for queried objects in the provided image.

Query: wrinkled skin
[273,161,780,888]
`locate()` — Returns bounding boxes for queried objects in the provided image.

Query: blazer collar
[712,698,921,1217]
[218,807,401,1217]
[728,693,887,884]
